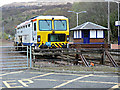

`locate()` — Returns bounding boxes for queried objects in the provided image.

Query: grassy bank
[35,65,119,73]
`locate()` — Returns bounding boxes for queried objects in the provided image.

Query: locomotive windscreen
[48,34,65,42]
[39,20,52,31]
[54,20,67,30]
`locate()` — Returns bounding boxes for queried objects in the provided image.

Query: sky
[0,0,118,7]
[0,0,35,7]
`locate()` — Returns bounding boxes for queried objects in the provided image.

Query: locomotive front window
[39,20,52,31]
[48,34,65,42]
[54,20,67,30]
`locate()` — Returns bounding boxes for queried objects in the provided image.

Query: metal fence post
[27,46,28,67]
[30,46,32,68]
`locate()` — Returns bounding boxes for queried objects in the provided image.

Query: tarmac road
[1,69,119,89]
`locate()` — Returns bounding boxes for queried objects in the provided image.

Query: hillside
[2,2,72,36]
[1,2,118,42]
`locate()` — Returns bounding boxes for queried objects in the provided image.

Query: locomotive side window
[34,23,36,31]
[28,24,30,27]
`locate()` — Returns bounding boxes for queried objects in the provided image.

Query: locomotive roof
[35,16,68,19]
[16,16,68,28]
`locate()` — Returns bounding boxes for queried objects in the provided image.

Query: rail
[105,51,119,67]
[79,54,90,67]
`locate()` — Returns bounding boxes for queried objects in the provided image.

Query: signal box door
[82,30,90,44]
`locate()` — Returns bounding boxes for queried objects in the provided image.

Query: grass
[35,65,119,73]
[0,39,2,46]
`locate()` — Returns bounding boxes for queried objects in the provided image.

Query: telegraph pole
[118,2,120,45]
[108,1,110,44]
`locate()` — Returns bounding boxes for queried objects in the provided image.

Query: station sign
[115,21,120,26]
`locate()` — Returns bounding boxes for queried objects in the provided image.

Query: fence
[0,46,30,71]
[32,48,120,69]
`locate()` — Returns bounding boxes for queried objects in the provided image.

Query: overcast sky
[0,0,35,7]
[0,0,118,7]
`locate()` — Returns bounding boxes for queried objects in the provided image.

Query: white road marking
[78,80,119,85]
[29,72,44,74]
[34,79,57,81]
[33,78,119,85]
[92,75,119,78]
[1,71,119,88]
[53,74,93,88]
[109,83,120,89]
[29,73,54,79]
[0,71,23,77]
[18,79,33,87]
[2,80,23,88]
[53,73,83,76]
[109,84,119,90]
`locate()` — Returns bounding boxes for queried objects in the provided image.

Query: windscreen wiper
[59,20,65,27]
[45,19,50,26]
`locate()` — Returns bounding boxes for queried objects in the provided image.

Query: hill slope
[2,2,118,42]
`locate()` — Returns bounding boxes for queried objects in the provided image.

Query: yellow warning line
[53,74,93,88]
[58,44,62,48]
[54,44,58,48]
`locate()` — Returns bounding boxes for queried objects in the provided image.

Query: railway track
[31,48,119,68]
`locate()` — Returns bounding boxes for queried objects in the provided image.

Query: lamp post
[105,0,112,44]
[68,10,87,26]
[117,2,120,45]
[106,0,120,45]
[108,1,110,44]
[115,1,120,45]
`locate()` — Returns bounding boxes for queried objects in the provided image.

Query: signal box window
[48,34,65,42]
[39,20,52,31]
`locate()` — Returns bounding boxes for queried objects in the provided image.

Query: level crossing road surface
[0,70,119,89]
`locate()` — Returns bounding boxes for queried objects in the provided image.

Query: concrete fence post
[30,46,32,68]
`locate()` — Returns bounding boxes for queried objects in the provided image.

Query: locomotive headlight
[67,35,69,41]
[37,35,40,42]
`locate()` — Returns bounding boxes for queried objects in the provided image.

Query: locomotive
[14,16,69,49]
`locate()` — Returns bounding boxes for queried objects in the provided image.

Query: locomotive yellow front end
[36,16,69,48]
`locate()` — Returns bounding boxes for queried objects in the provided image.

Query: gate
[0,46,29,71]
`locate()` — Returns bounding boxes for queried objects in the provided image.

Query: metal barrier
[0,46,29,70]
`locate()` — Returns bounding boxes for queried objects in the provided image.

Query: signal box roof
[70,22,108,31]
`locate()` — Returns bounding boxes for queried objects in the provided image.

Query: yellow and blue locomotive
[14,16,69,48]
